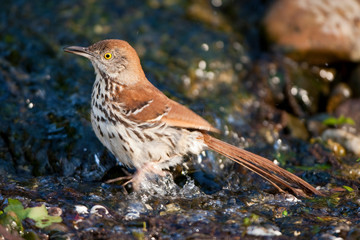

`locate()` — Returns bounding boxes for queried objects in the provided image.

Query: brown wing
[112,80,219,133]
[163,99,219,133]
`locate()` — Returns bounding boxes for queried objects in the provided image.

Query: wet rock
[341,163,360,180]
[347,226,360,239]
[124,201,147,220]
[247,57,331,116]
[327,83,352,114]
[264,0,360,63]
[246,225,282,237]
[308,142,340,168]
[334,98,360,130]
[74,205,89,215]
[322,129,360,156]
[349,64,360,97]
[89,205,109,217]
[161,203,181,215]
[47,207,63,217]
[281,111,309,140]
[326,139,347,157]
[307,114,330,137]
[319,233,343,240]
[187,0,232,32]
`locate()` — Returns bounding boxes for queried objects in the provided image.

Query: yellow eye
[104,53,112,59]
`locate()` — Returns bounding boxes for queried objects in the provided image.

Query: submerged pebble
[246,225,282,237]
[322,129,360,156]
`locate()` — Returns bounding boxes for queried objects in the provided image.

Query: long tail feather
[203,134,323,197]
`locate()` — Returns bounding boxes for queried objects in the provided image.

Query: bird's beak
[63,46,93,58]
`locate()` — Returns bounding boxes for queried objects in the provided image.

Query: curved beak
[63,46,93,58]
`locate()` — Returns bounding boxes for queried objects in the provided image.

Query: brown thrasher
[64,39,322,197]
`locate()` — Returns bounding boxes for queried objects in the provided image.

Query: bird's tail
[203,134,323,197]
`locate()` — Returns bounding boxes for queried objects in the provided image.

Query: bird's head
[64,39,145,85]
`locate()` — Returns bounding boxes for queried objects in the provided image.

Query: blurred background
[1,0,360,239]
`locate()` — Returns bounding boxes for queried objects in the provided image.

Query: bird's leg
[105,175,132,184]
[130,162,168,190]
[106,162,167,191]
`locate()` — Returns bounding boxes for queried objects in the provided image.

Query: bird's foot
[105,162,168,191]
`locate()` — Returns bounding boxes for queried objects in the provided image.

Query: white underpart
[90,70,206,172]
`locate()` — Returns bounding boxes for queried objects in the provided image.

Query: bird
[64,39,322,197]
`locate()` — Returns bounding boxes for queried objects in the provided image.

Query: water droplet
[201,43,209,51]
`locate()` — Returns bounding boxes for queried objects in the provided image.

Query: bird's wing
[163,98,219,133]
[111,81,219,133]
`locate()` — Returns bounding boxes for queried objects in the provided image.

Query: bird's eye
[104,53,112,60]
